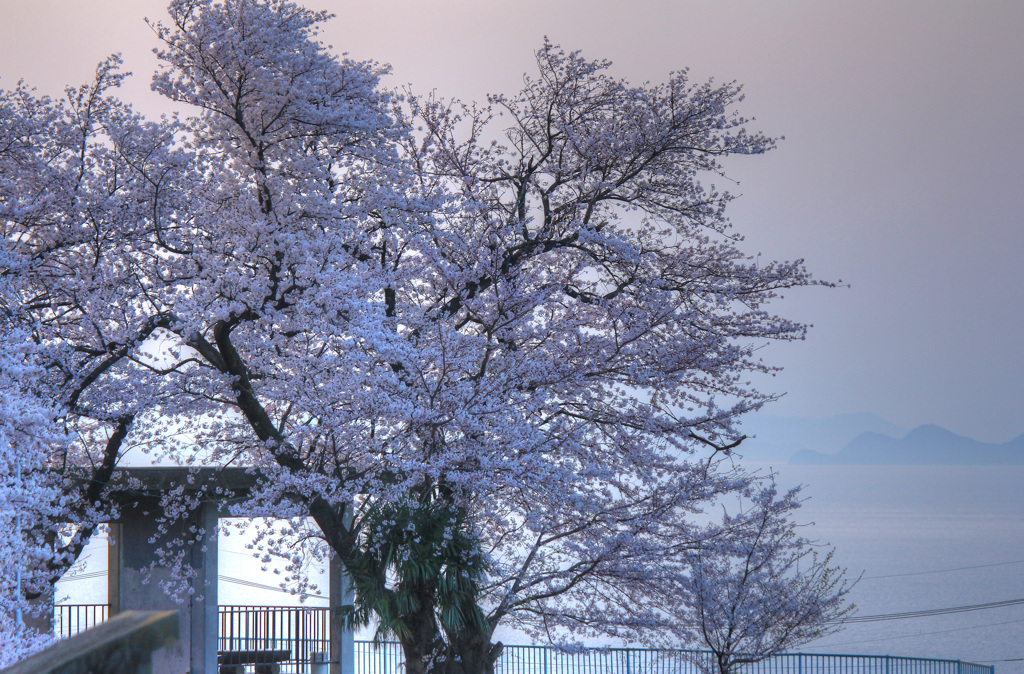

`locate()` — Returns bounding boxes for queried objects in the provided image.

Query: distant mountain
[790,424,1024,465]
[734,412,907,463]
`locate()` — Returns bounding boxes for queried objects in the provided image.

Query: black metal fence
[53,603,108,639]
[219,605,331,673]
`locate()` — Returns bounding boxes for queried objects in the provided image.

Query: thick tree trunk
[399,587,445,674]
[443,626,502,674]
[400,636,431,674]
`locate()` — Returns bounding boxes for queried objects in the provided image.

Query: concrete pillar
[190,501,219,674]
[107,523,121,616]
[110,501,219,674]
[329,554,355,674]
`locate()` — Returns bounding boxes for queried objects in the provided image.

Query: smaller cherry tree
[673,482,855,674]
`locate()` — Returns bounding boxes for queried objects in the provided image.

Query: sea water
[770,464,1024,674]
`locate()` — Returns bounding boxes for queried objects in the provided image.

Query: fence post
[886,655,891,674]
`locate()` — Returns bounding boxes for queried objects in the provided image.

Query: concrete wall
[108,500,218,674]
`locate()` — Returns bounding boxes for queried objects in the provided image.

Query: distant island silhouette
[734,413,1024,466]
[789,424,1024,465]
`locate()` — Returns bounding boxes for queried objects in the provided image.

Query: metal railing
[53,603,109,639]
[485,647,995,674]
[219,605,331,672]
[51,605,995,674]
[353,642,995,674]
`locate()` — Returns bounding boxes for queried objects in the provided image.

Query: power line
[218,574,327,599]
[57,568,328,600]
[219,547,329,571]
[841,597,1024,623]
[807,617,1024,649]
[56,570,109,583]
[863,559,1024,581]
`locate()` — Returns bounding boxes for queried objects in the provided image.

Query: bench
[218,649,292,674]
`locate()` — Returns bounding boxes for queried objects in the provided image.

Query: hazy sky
[2,0,1022,441]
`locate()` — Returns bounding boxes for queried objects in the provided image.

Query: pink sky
[2,0,1022,441]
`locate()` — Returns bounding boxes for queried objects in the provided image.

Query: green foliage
[341,494,487,648]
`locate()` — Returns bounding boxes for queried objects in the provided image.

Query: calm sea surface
[771,465,1024,674]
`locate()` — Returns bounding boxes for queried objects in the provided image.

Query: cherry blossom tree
[0,83,151,645]
[371,41,830,673]
[672,484,855,674]
[0,1,840,671]
[0,54,190,599]
[0,326,64,664]
[1,0,452,658]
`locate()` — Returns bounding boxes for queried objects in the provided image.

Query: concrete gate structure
[103,467,354,674]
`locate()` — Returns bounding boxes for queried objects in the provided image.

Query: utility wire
[218,574,327,600]
[56,570,109,582]
[841,598,1024,623]
[56,568,328,600]
[219,547,329,569]
[807,617,1024,648]
[863,559,1024,580]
